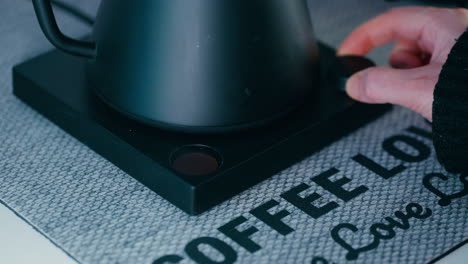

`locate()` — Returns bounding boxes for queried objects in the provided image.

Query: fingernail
[337,49,352,56]
[346,73,363,101]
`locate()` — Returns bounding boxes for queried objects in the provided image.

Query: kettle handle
[32,0,96,59]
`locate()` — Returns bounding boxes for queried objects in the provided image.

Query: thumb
[346,65,441,121]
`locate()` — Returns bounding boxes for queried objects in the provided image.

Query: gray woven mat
[1,0,466,263]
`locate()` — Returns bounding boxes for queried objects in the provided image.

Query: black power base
[12,43,391,215]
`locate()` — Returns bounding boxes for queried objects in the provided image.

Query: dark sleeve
[432,28,468,174]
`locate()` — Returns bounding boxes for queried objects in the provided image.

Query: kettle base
[92,84,307,134]
[12,42,391,215]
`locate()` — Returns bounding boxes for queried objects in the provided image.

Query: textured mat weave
[0,1,466,263]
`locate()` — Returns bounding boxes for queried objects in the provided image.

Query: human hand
[338,7,468,121]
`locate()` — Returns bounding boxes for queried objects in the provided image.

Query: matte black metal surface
[12,43,390,215]
[33,0,320,132]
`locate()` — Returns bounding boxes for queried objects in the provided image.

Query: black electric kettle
[32,0,320,133]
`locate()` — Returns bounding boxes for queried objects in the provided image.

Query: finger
[337,6,435,56]
[389,40,426,69]
[346,64,442,120]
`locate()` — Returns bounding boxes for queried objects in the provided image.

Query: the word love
[423,173,468,206]
[331,203,432,260]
